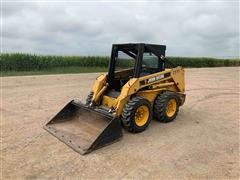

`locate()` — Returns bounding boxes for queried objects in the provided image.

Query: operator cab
[107,43,166,92]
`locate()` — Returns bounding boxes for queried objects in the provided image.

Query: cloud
[2,1,239,57]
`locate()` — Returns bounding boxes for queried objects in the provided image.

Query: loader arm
[91,74,108,105]
[113,66,185,116]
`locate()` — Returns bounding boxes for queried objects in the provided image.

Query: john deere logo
[140,74,166,85]
[147,74,165,83]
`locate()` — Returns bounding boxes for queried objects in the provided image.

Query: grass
[1,53,239,77]
[1,66,108,77]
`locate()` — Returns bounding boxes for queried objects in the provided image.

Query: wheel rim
[166,98,177,117]
[134,105,149,126]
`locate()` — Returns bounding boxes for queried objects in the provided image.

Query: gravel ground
[1,67,239,179]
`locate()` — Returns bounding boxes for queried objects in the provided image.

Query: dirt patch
[1,67,239,179]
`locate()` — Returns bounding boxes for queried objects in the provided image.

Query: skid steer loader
[44,43,186,155]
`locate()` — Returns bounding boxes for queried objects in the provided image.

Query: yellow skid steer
[44,43,186,155]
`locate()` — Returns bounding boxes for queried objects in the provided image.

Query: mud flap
[44,100,122,155]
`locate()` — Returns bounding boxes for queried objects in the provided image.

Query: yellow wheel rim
[134,105,149,127]
[166,99,177,117]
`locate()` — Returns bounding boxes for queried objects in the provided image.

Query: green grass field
[1,53,239,77]
[1,66,108,77]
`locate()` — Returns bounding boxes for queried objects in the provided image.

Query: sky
[2,0,239,57]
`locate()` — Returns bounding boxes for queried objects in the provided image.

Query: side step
[44,100,122,155]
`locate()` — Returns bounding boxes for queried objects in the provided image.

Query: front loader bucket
[44,100,122,155]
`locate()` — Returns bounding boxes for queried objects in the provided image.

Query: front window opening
[111,50,136,92]
[115,51,135,71]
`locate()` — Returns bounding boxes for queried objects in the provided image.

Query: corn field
[0,53,239,71]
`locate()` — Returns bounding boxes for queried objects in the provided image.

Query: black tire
[85,91,93,105]
[121,97,152,133]
[154,91,180,123]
